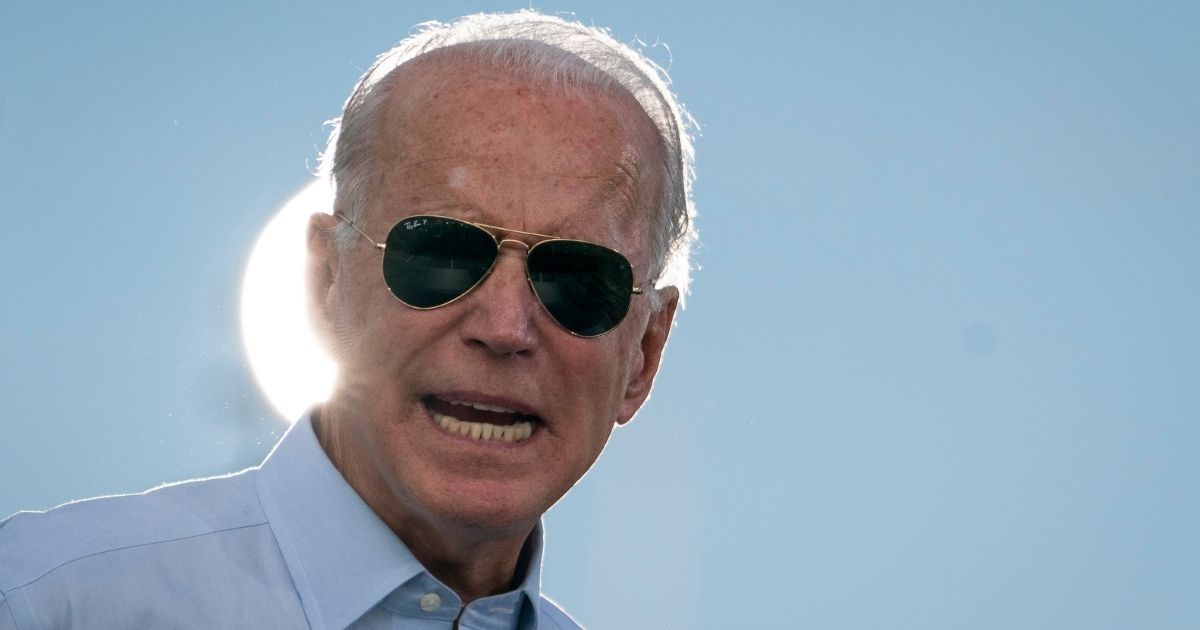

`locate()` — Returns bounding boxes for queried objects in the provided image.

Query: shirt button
[419,592,442,612]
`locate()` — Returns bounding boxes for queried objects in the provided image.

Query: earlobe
[616,286,679,425]
[307,212,342,353]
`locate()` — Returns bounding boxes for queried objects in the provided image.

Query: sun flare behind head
[240,179,337,421]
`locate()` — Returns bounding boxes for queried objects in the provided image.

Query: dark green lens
[527,240,633,336]
[383,216,497,308]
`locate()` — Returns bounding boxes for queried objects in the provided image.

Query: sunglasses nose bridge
[484,238,537,290]
[492,239,536,293]
[495,238,534,279]
[497,238,532,253]
[454,237,543,354]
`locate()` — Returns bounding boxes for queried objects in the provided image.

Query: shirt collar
[254,412,545,630]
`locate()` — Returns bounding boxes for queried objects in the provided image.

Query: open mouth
[424,396,540,443]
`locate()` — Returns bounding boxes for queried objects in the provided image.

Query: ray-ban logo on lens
[404,218,427,230]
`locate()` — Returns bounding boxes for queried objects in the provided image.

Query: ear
[616,286,679,425]
[307,212,342,354]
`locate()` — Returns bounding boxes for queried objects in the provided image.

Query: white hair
[319,10,698,302]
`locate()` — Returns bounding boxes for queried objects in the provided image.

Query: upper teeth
[430,404,535,443]
[447,399,520,414]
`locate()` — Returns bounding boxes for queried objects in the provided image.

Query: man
[0,10,695,629]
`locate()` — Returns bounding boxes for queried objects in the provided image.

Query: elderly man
[0,10,694,630]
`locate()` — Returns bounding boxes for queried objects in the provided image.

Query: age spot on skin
[447,166,469,189]
[620,143,641,166]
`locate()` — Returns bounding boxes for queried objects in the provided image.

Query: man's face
[310,57,677,537]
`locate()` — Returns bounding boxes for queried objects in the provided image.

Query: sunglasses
[339,214,644,337]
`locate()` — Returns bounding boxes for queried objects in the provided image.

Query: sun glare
[239,179,337,422]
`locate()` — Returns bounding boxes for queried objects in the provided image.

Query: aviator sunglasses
[340,214,644,337]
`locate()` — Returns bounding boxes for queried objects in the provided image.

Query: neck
[313,404,535,604]
[407,522,536,603]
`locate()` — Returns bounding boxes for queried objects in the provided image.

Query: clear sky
[2,2,1198,628]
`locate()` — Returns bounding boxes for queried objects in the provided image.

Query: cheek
[329,277,382,358]
[561,341,638,416]
[329,257,408,367]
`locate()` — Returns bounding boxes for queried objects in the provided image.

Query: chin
[421,479,554,536]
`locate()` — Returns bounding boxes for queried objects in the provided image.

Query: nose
[457,242,541,356]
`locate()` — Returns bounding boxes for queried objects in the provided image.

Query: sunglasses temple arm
[338,215,386,251]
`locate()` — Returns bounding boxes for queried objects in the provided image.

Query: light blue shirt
[0,415,581,629]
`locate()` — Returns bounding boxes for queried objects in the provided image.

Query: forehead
[365,52,662,250]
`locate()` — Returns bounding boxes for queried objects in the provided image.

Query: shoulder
[537,594,585,630]
[0,470,265,593]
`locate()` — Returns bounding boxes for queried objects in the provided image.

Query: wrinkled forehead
[369,48,664,248]
[384,45,663,160]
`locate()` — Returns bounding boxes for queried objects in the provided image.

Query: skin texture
[306,52,679,604]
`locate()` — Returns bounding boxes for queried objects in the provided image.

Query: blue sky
[2,2,1198,628]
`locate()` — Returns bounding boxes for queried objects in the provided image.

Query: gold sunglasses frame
[338,214,644,338]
